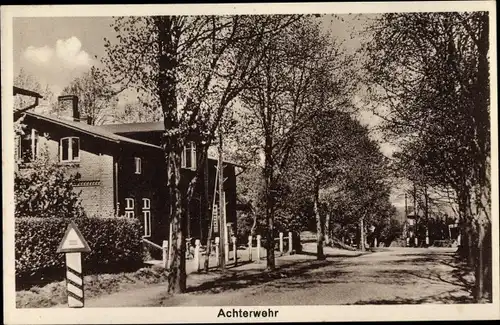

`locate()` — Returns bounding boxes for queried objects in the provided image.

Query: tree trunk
[313,176,325,260]
[218,131,226,270]
[474,221,485,302]
[203,153,212,272]
[264,136,275,270]
[250,208,257,236]
[324,212,331,247]
[473,183,491,302]
[359,217,365,252]
[155,17,186,293]
[167,152,186,293]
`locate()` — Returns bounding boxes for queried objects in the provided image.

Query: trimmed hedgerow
[15,216,143,289]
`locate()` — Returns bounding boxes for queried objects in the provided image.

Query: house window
[143,211,151,237]
[125,198,134,218]
[18,129,39,163]
[60,137,80,162]
[142,198,151,237]
[134,157,142,174]
[181,141,196,170]
[142,198,150,210]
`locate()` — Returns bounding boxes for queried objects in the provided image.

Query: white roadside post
[279,232,284,255]
[194,239,201,272]
[231,236,237,265]
[215,237,220,267]
[56,221,91,308]
[248,235,253,262]
[288,232,293,254]
[256,235,261,263]
[224,227,229,264]
[162,240,168,268]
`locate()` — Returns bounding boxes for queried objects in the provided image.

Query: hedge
[15,216,143,288]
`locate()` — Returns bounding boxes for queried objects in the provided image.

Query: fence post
[215,237,220,266]
[224,236,229,264]
[288,232,293,254]
[256,235,261,263]
[248,235,253,262]
[232,236,237,265]
[279,232,284,254]
[162,240,168,269]
[194,239,200,272]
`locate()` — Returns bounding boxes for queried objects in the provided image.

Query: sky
[13,17,115,95]
[12,14,404,206]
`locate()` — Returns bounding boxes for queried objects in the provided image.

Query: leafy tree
[362,12,491,301]
[14,69,55,118]
[14,68,43,113]
[15,145,84,219]
[238,16,356,269]
[103,15,301,292]
[115,100,163,124]
[61,66,118,125]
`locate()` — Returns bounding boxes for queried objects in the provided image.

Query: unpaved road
[67,246,473,307]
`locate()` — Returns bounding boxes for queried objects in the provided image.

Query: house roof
[24,112,162,150]
[13,86,43,98]
[100,121,244,167]
[99,121,164,134]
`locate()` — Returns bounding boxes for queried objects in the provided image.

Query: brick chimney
[57,95,79,122]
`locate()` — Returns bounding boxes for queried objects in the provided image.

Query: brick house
[15,107,239,246]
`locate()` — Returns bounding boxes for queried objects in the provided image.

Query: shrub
[15,146,84,219]
[15,216,143,289]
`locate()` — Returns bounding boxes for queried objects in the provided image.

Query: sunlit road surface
[75,244,471,307]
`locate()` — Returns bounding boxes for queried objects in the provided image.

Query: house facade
[15,109,238,246]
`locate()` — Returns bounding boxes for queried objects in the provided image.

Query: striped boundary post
[65,252,84,308]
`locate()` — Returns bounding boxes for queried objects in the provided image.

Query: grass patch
[16,266,170,308]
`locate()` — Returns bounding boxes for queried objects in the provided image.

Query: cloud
[55,36,92,68]
[23,45,54,64]
[22,36,93,69]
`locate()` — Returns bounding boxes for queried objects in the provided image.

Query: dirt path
[55,246,473,307]
[153,247,472,306]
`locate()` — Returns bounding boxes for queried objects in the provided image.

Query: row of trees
[99,14,397,292]
[362,12,491,302]
[16,12,490,303]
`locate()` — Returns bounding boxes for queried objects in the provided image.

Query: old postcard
[2,1,498,324]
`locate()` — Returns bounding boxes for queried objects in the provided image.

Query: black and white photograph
[2,2,498,323]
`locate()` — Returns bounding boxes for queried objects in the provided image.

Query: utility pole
[203,141,212,272]
[404,192,408,246]
[424,184,429,246]
[218,129,226,270]
[413,182,417,247]
[405,193,408,218]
